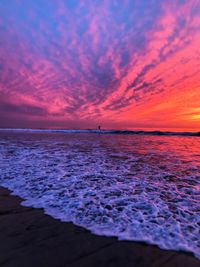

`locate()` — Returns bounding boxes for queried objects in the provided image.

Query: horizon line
[0,127,199,136]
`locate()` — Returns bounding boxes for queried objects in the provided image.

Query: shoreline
[0,186,199,267]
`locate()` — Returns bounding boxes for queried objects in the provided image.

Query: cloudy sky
[0,0,200,130]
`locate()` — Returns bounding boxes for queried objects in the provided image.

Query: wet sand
[0,187,199,267]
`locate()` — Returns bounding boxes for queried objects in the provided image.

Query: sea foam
[0,131,199,259]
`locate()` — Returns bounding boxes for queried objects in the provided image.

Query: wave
[0,133,200,259]
[0,128,200,136]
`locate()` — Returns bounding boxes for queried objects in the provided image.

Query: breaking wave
[0,128,200,136]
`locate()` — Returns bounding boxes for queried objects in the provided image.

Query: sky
[0,0,200,131]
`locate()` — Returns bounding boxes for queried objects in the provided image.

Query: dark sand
[0,187,199,267]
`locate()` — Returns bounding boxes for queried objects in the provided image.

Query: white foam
[0,133,199,259]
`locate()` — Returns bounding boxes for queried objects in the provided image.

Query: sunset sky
[0,0,200,131]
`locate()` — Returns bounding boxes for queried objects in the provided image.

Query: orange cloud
[0,0,199,131]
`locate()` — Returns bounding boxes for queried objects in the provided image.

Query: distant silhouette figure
[98,125,101,130]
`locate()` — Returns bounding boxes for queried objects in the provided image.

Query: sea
[0,129,199,259]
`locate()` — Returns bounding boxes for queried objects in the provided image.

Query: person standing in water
[98,125,101,131]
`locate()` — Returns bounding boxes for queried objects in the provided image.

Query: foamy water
[0,130,200,259]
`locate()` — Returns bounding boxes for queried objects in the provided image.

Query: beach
[0,0,200,265]
[0,186,199,267]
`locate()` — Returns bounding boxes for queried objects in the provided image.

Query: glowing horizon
[0,0,200,131]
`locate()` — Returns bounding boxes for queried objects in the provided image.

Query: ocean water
[0,130,199,259]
